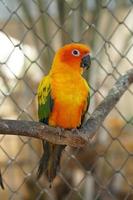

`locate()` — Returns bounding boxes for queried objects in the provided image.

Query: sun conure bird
[37,43,91,183]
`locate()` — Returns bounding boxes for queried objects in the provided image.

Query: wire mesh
[0,0,133,199]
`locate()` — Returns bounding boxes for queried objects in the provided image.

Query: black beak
[80,53,91,69]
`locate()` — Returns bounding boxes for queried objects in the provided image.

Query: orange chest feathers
[49,73,89,128]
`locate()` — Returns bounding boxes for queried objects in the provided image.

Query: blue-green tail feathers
[37,141,65,182]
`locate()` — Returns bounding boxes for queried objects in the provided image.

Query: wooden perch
[0,69,133,147]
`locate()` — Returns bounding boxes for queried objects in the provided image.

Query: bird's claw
[57,127,65,139]
[71,128,80,135]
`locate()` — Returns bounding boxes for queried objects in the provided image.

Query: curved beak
[80,53,91,69]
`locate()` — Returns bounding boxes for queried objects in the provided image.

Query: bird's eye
[72,49,80,56]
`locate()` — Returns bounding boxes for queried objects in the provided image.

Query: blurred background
[0,0,133,199]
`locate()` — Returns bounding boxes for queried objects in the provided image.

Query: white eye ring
[72,49,80,56]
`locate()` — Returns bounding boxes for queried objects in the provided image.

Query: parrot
[37,43,91,183]
[0,169,4,189]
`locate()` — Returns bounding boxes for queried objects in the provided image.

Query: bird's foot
[57,127,65,139]
[71,128,80,135]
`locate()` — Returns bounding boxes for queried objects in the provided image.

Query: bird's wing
[37,75,53,123]
[81,80,90,125]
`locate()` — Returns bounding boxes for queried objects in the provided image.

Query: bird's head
[51,43,91,74]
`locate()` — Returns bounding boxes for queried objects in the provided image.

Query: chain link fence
[0,0,133,199]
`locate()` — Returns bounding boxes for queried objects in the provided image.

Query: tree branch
[0,69,133,147]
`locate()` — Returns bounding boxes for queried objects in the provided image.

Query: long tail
[37,141,65,182]
[0,170,4,190]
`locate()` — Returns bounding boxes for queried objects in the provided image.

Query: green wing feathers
[37,76,65,182]
[37,75,53,123]
[81,89,90,126]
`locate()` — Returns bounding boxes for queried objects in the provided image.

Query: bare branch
[0,120,85,147]
[81,68,133,137]
[0,69,133,147]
